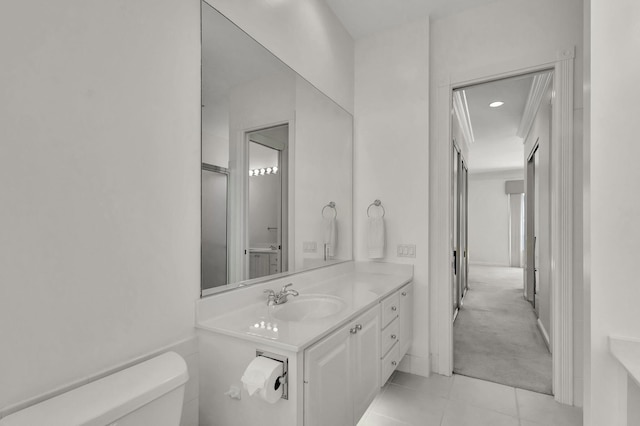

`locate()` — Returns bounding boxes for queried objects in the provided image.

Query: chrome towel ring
[367,199,385,217]
[322,201,337,219]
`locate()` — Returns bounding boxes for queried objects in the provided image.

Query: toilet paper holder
[256,349,288,400]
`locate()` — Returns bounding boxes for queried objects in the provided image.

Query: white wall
[295,79,354,267]
[204,0,354,114]
[588,0,640,423]
[0,0,200,417]
[354,18,430,376]
[429,0,584,404]
[468,170,523,267]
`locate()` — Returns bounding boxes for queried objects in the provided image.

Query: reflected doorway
[246,124,289,279]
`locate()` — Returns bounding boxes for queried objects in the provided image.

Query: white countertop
[609,336,640,387]
[196,267,412,352]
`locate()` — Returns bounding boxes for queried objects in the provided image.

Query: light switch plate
[303,241,317,253]
[397,244,416,258]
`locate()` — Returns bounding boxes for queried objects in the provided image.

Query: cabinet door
[304,323,353,426]
[399,283,414,358]
[352,306,381,423]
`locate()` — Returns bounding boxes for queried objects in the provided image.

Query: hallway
[453,265,552,394]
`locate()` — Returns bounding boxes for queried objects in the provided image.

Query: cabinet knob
[391,361,397,366]
[402,292,407,296]
[350,327,358,334]
[391,306,397,311]
[355,324,362,330]
[391,334,397,340]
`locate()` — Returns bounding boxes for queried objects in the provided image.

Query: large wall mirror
[201,2,353,296]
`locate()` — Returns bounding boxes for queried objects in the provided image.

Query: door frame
[430,47,575,404]
[525,141,540,304]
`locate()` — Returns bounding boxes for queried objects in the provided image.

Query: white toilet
[0,351,189,426]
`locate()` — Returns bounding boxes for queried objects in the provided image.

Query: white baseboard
[537,318,551,352]
[398,353,430,377]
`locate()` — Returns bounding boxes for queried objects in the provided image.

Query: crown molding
[453,89,475,145]
[517,71,553,139]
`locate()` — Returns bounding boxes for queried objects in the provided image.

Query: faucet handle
[281,283,293,292]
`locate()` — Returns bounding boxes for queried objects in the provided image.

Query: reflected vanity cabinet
[303,305,380,426]
[380,282,414,386]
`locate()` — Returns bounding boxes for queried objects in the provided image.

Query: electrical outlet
[303,241,317,253]
[397,244,416,258]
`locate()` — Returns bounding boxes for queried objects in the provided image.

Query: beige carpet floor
[453,265,552,394]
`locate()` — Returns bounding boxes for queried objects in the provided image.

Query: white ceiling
[460,74,534,173]
[325,0,502,39]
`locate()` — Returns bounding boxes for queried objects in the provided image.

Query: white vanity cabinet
[380,282,414,386]
[249,252,279,279]
[303,305,380,426]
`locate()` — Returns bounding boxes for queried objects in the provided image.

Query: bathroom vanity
[196,261,413,426]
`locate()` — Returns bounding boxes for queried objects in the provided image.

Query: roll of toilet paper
[240,356,283,404]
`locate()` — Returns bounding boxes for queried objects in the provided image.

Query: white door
[352,307,380,422]
[304,323,353,426]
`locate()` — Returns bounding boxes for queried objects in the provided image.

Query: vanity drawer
[381,318,399,357]
[380,341,400,386]
[381,292,400,329]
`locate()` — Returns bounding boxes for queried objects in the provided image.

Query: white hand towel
[323,217,337,258]
[367,216,385,259]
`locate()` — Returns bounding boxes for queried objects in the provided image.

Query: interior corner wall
[468,170,524,267]
[0,0,200,413]
[429,0,584,403]
[354,18,430,376]
[204,0,354,114]
[589,0,640,424]
[582,0,591,422]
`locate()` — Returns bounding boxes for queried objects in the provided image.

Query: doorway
[432,49,575,404]
[246,124,289,280]
[451,71,553,394]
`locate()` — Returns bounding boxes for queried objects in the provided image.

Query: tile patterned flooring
[358,372,582,426]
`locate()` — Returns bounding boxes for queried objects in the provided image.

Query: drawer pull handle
[391,306,397,311]
[402,292,407,296]
[355,324,362,330]
[391,334,397,340]
[391,361,397,366]
[350,327,358,334]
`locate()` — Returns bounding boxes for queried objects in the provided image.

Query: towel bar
[367,199,385,217]
[322,201,337,219]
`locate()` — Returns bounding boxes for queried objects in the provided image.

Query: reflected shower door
[202,165,228,291]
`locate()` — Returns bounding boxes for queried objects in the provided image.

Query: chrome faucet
[264,283,299,306]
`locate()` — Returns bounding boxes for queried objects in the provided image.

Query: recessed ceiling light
[489,101,504,108]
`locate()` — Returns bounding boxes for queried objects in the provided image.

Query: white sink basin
[271,295,346,322]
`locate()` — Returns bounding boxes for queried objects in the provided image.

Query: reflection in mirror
[248,124,288,280]
[201,2,353,296]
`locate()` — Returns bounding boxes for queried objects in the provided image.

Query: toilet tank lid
[0,351,188,426]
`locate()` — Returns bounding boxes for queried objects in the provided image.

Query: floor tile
[357,412,413,426]
[441,400,519,426]
[449,374,518,417]
[516,388,582,426]
[370,383,446,425]
[391,371,454,397]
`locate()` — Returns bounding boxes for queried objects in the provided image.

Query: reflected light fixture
[489,101,505,108]
[249,166,279,177]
